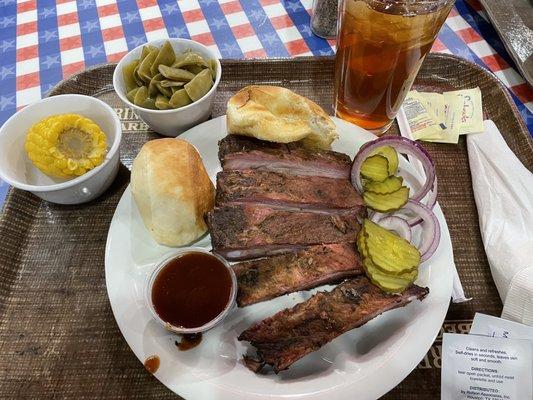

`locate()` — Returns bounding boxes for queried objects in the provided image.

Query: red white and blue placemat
[0,0,532,204]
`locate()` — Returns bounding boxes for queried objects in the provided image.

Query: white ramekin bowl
[0,94,122,205]
[146,248,237,335]
[113,38,221,137]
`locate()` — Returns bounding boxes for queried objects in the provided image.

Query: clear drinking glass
[334,0,455,135]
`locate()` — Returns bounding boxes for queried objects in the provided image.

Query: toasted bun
[227,85,338,150]
[131,138,215,247]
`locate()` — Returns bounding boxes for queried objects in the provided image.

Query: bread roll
[227,85,338,150]
[131,138,214,246]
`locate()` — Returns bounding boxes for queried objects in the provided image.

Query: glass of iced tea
[334,0,455,134]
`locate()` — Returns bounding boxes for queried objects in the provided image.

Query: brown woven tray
[1,54,531,400]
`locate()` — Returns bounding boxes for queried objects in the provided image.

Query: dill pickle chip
[363,257,416,293]
[363,219,420,275]
[360,154,390,181]
[370,146,399,175]
[363,185,409,212]
[364,176,404,194]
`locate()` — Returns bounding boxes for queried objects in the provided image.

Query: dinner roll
[226,85,338,150]
[131,138,215,246]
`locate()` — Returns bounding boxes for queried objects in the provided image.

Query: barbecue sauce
[144,355,160,374]
[151,252,232,329]
[175,333,203,351]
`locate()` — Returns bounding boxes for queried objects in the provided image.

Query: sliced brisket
[207,203,361,261]
[219,135,351,179]
[233,243,363,307]
[239,276,429,372]
[216,170,364,214]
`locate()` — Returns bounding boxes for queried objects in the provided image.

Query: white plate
[105,116,453,400]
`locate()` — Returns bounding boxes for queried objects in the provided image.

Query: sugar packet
[400,87,484,144]
[444,87,484,135]
[402,91,445,139]
[442,332,533,400]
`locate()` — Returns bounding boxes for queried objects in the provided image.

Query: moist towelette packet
[467,120,533,326]
[441,332,533,400]
[470,313,533,340]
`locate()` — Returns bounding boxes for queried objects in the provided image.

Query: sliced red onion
[402,199,440,262]
[377,216,412,242]
[351,136,436,203]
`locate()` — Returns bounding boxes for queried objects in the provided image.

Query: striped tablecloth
[0,0,532,204]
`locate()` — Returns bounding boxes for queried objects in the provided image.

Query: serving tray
[0,54,531,399]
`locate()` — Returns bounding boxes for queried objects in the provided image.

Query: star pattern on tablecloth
[0,0,15,6]
[129,35,146,47]
[0,66,14,79]
[0,16,15,28]
[123,12,140,24]
[168,26,188,38]
[262,32,279,46]
[42,83,57,94]
[299,24,312,37]
[318,50,332,56]
[161,3,178,15]
[462,13,474,25]
[39,8,55,18]
[249,9,265,22]
[211,17,227,30]
[42,55,60,69]
[285,2,302,12]
[82,20,99,33]
[40,30,58,42]
[78,0,94,9]
[87,45,103,58]
[200,0,216,6]
[0,96,14,111]
[0,40,15,52]
[456,47,475,62]
[221,42,240,56]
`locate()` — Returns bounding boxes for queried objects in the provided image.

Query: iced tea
[334,0,454,134]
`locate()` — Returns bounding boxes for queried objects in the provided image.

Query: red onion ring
[402,199,440,262]
[351,136,436,203]
[376,216,412,242]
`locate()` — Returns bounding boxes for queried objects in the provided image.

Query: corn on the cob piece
[25,114,108,178]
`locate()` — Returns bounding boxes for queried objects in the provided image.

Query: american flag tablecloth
[0,0,532,204]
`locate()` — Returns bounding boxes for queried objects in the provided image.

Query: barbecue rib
[216,170,365,214]
[218,135,351,179]
[239,276,429,372]
[233,243,363,307]
[207,203,361,260]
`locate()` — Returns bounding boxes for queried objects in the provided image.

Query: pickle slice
[363,219,420,275]
[370,146,399,175]
[356,228,368,259]
[363,185,409,212]
[363,257,416,293]
[360,154,390,182]
[364,176,404,194]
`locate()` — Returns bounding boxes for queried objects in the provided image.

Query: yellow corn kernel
[25,113,108,178]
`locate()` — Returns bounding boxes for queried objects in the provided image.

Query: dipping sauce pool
[151,252,233,329]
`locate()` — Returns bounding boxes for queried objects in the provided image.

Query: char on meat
[216,170,365,215]
[218,135,351,179]
[207,203,361,261]
[234,243,363,307]
[239,276,429,372]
